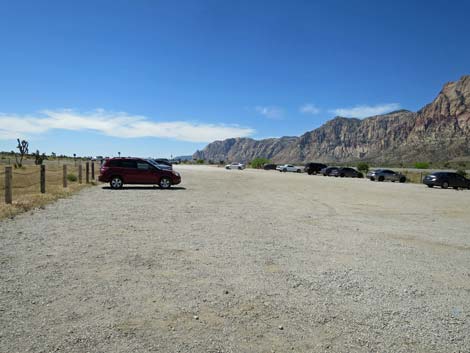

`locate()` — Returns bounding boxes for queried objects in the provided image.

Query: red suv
[98,158,181,189]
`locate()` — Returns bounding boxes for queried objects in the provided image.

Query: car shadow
[102,186,186,191]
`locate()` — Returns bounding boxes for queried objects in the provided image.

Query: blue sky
[0,0,469,158]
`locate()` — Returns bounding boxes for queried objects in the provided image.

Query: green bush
[67,173,78,182]
[196,159,204,164]
[414,162,429,169]
[456,169,468,178]
[357,162,369,173]
[250,157,272,169]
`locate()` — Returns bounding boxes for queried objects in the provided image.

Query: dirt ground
[1,165,469,353]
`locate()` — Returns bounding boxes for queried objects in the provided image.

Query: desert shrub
[67,173,78,182]
[250,157,272,169]
[414,162,429,169]
[357,162,369,173]
[196,159,204,164]
[456,169,468,178]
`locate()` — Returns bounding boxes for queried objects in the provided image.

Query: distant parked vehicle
[367,169,406,183]
[154,158,172,166]
[153,159,173,170]
[320,166,339,176]
[276,164,302,173]
[423,172,470,189]
[99,157,181,189]
[304,162,327,175]
[263,164,278,170]
[330,167,363,178]
[225,163,245,170]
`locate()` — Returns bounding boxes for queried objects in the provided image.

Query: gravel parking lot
[1,165,469,353]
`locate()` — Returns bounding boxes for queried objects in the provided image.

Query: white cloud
[0,109,255,142]
[300,104,320,114]
[255,106,283,119]
[329,103,401,118]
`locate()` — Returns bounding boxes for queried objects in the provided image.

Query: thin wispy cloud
[255,106,283,120]
[300,104,320,115]
[0,109,255,143]
[329,103,401,118]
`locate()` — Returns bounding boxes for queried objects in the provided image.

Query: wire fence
[1,162,97,205]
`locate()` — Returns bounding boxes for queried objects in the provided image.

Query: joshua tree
[15,139,29,167]
[34,150,47,165]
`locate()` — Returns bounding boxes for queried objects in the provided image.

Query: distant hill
[193,75,470,164]
[174,155,193,161]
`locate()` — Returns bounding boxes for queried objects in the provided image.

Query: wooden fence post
[63,164,67,188]
[86,162,90,184]
[5,166,12,204]
[91,162,95,180]
[40,165,46,194]
[78,164,83,184]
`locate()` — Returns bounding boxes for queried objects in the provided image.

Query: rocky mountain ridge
[193,76,470,164]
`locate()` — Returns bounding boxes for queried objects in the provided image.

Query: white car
[276,164,302,173]
[225,163,245,170]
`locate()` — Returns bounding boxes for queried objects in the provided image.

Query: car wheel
[110,176,123,189]
[378,176,385,182]
[427,184,433,188]
[340,173,345,178]
[297,169,301,173]
[442,181,449,189]
[159,177,172,189]
[370,177,375,181]
[225,167,230,170]
[283,168,287,172]
[238,167,241,170]
[399,177,406,183]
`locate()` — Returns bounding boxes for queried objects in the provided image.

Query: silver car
[367,169,406,183]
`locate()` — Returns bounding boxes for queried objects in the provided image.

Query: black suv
[304,163,327,175]
[263,164,278,170]
[330,167,364,178]
[423,172,470,189]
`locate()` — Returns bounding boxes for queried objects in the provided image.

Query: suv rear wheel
[159,177,172,189]
[442,181,449,189]
[110,176,123,189]
[378,176,385,182]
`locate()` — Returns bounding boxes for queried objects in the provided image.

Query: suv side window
[137,162,150,170]
[121,160,137,169]
[108,160,121,167]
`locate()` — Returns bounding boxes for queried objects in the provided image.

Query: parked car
[304,162,327,175]
[225,163,245,170]
[320,166,339,176]
[367,169,406,183]
[153,162,173,171]
[330,167,363,178]
[154,158,172,167]
[276,164,302,173]
[263,164,278,170]
[423,172,470,189]
[99,157,181,189]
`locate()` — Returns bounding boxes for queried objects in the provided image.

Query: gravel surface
[1,165,469,353]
